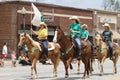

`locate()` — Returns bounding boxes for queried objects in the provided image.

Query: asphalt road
[0,58,120,80]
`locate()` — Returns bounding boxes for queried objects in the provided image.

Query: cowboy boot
[77,52,82,60]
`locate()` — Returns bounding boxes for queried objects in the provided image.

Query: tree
[103,0,120,11]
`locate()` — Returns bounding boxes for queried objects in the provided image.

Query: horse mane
[20,33,39,47]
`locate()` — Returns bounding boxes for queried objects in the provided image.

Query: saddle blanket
[48,42,55,51]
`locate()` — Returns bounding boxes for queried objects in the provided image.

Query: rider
[102,23,114,60]
[69,16,82,60]
[81,24,92,47]
[31,22,49,62]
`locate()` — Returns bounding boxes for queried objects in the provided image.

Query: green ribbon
[61,44,74,56]
[28,48,39,54]
[97,48,107,53]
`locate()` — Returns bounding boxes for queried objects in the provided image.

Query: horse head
[53,26,65,43]
[18,33,29,49]
[94,33,103,49]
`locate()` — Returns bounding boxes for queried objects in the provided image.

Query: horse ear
[56,26,60,29]
[24,33,26,36]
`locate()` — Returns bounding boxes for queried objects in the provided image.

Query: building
[0,1,93,56]
[92,9,120,44]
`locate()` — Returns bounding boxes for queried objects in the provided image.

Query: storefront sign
[99,17,116,23]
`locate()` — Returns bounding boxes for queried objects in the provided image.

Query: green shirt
[81,30,89,39]
[70,23,82,37]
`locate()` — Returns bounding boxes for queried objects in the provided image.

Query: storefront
[92,9,120,44]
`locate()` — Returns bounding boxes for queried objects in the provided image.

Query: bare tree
[103,0,120,11]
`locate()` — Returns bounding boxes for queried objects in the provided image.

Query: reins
[61,44,74,56]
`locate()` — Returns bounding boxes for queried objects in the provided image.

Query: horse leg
[31,58,37,78]
[82,61,88,79]
[77,60,80,74]
[34,59,38,78]
[51,56,60,77]
[63,58,72,78]
[100,57,106,76]
[113,56,119,74]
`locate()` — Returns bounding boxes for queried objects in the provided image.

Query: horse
[94,33,120,75]
[18,33,60,78]
[53,26,92,79]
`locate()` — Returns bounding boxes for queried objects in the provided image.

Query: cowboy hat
[82,24,88,27]
[81,24,88,29]
[103,23,110,28]
[69,16,79,21]
[39,22,47,28]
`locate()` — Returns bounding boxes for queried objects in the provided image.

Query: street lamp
[21,7,26,32]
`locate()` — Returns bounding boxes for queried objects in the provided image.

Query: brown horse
[53,27,92,78]
[94,33,120,75]
[18,33,60,78]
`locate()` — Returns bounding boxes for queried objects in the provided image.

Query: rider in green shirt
[70,24,82,38]
[69,16,82,60]
[81,24,92,47]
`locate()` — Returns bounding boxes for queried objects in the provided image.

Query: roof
[0,1,92,12]
[89,8,119,14]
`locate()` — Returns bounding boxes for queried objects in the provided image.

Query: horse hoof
[114,71,117,74]
[65,75,69,78]
[34,75,38,79]
[77,72,80,74]
[99,74,103,76]
[54,75,57,77]
[82,76,86,79]
[51,75,57,78]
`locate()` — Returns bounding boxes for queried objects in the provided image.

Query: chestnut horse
[18,33,60,78]
[94,33,120,75]
[53,27,92,78]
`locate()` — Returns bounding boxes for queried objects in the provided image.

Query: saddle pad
[48,43,55,51]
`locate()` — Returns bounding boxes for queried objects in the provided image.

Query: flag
[31,3,44,27]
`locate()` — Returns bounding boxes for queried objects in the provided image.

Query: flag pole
[30,3,33,37]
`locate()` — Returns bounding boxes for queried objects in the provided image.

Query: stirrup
[77,55,82,60]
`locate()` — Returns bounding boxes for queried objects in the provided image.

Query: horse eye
[22,38,25,40]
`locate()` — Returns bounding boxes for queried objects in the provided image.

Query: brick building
[0,1,93,56]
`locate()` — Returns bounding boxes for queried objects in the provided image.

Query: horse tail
[70,63,73,70]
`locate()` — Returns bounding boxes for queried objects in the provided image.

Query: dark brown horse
[18,33,60,78]
[53,27,92,78]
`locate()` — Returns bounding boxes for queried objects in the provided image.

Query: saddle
[39,41,55,51]
[81,40,87,49]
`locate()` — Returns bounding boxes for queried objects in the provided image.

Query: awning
[96,30,120,39]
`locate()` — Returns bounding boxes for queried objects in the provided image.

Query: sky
[0,0,104,9]
[38,0,104,9]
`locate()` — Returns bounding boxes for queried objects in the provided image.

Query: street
[0,58,120,80]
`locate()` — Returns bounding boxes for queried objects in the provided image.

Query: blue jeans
[87,40,92,46]
[72,37,81,54]
[106,40,113,57]
[42,40,48,58]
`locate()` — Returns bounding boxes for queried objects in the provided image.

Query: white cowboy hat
[69,16,79,21]
[39,22,47,28]
[82,24,88,27]
[103,23,110,28]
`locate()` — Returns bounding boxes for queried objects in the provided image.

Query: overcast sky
[38,0,104,9]
[0,0,104,9]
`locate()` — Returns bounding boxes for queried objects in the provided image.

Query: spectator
[11,50,16,67]
[1,43,8,66]
[18,53,31,66]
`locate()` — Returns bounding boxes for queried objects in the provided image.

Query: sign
[42,9,54,22]
[99,17,116,23]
